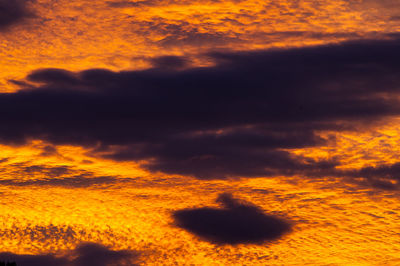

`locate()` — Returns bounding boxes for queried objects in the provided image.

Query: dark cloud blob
[0,0,32,31]
[173,193,291,244]
[4,36,400,178]
[0,242,138,266]
[71,243,138,266]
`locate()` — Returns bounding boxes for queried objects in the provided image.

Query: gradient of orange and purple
[0,0,400,265]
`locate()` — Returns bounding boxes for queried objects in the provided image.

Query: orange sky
[1,0,399,92]
[1,0,400,265]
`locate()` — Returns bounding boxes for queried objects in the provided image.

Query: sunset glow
[1,0,400,265]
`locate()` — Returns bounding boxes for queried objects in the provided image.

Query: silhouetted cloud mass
[71,243,138,266]
[3,36,400,178]
[173,193,291,244]
[0,242,138,266]
[0,0,31,30]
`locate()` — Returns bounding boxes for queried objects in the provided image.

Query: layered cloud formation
[2,36,400,180]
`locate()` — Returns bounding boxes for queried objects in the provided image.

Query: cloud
[0,158,9,163]
[150,56,190,70]
[0,253,69,266]
[70,243,138,266]
[0,242,138,266]
[22,165,72,177]
[4,36,400,178]
[0,164,125,188]
[0,0,32,31]
[0,224,77,247]
[0,175,120,188]
[158,30,240,47]
[107,0,157,8]
[39,145,59,157]
[133,19,242,48]
[107,0,242,8]
[173,193,291,244]
[343,162,400,190]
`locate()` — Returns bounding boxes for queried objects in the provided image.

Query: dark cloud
[27,68,78,87]
[22,165,71,177]
[0,253,69,266]
[4,36,400,178]
[107,0,157,7]
[71,243,138,266]
[350,163,400,180]
[150,56,190,70]
[0,0,32,31]
[248,31,364,44]
[0,164,125,188]
[0,242,138,266]
[173,193,291,244]
[344,162,400,190]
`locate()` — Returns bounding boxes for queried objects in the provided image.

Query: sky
[0,0,400,265]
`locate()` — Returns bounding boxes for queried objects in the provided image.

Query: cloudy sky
[1,0,400,265]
